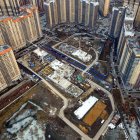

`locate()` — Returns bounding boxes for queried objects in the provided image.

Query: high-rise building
[109,7,126,39]
[123,0,139,17]
[20,6,43,43]
[134,4,140,30]
[0,16,26,50]
[99,0,110,17]
[119,37,140,89]
[44,0,58,28]
[0,71,7,91]
[0,29,5,45]
[84,1,99,28]
[89,1,99,28]
[44,0,99,29]
[0,0,20,16]
[117,6,135,60]
[69,0,75,23]
[19,0,46,12]
[0,45,21,89]
[0,5,42,51]
[60,0,67,23]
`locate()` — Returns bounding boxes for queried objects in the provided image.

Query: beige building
[0,0,20,16]
[78,0,83,24]
[0,70,7,91]
[69,0,75,23]
[119,37,140,89]
[0,45,21,89]
[0,16,26,50]
[60,0,67,23]
[0,29,5,45]
[134,5,140,30]
[44,0,99,29]
[129,61,140,88]
[0,5,42,51]
[44,0,58,28]
[99,0,110,17]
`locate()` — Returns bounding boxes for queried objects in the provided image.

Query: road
[41,43,107,80]
[19,62,115,140]
[38,32,108,80]
[87,80,115,140]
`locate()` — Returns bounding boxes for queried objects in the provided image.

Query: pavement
[19,61,115,140]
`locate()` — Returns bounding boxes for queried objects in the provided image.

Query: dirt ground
[0,81,63,131]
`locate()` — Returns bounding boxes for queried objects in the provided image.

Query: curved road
[19,60,115,140]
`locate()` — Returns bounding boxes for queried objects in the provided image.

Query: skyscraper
[44,0,58,28]
[117,6,135,60]
[0,0,20,16]
[134,4,140,30]
[0,5,42,50]
[0,45,21,89]
[69,0,75,23]
[20,5,43,42]
[109,7,126,39]
[0,71,7,92]
[119,37,140,89]
[0,16,26,50]
[99,0,110,17]
[44,0,99,29]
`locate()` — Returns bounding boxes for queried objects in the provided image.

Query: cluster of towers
[109,5,140,89]
[0,5,42,51]
[0,0,43,92]
[44,0,100,28]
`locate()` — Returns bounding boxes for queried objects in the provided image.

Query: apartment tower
[0,0,20,16]
[99,0,110,17]
[0,45,21,88]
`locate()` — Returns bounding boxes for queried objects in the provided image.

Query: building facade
[0,0,20,16]
[0,5,42,51]
[99,0,110,17]
[44,0,99,29]
[119,37,140,89]
[109,7,126,39]
[0,70,7,92]
[19,0,46,12]
[0,45,21,91]
[117,6,135,60]
[134,4,140,30]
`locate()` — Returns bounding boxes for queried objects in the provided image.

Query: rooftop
[127,37,140,56]
[33,48,48,58]
[125,6,135,21]
[0,45,10,52]
[74,96,98,119]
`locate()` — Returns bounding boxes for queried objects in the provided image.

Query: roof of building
[74,96,98,119]
[33,48,48,58]
[127,37,140,57]
[0,45,12,55]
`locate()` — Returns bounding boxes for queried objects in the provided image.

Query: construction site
[0,81,81,140]
[64,87,112,138]
[18,47,92,98]
[13,21,115,140]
